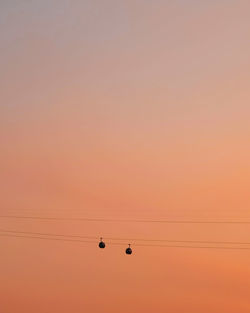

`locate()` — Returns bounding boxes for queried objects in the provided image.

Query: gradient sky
[1,1,250,312]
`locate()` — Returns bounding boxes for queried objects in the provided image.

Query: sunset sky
[1,1,250,312]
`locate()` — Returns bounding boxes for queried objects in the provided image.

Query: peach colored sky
[1,1,250,312]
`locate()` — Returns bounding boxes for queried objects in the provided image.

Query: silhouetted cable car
[99,237,105,249]
[125,244,132,255]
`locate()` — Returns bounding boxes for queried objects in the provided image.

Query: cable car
[99,237,105,249]
[125,244,132,255]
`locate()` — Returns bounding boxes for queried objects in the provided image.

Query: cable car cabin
[126,244,132,255]
[99,238,105,249]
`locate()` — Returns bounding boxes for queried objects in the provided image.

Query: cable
[1,215,250,224]
[0,233,96,244]
[0,229,98,240]
[0,229,250,245]
[1,233,250,250]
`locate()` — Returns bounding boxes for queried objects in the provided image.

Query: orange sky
[1,1,250,312]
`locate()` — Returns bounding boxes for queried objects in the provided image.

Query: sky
[0,1,250,312]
